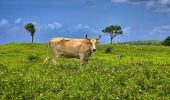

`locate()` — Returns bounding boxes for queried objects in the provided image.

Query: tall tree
[102,25,123,44]
[24,23,36,43]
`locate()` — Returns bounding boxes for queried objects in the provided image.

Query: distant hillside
[117,40,162,45]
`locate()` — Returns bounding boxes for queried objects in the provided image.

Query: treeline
[117,40,162,46]
[118,36,170,46]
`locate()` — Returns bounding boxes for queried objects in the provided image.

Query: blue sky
[0,0,170,44]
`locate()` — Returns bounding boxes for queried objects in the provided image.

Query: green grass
[0,43,170,99]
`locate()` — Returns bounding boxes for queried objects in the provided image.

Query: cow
[43,34,101,70]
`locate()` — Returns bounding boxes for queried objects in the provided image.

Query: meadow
[0,43,170,99]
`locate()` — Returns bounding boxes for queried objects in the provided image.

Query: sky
[0,0,170,44]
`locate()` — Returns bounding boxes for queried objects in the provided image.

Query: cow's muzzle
[93,49,96,52]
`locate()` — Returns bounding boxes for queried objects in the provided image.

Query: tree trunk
[110,37,113,44]
[31,35,34,43]
[110,34,116,44]
[110,33,116,44]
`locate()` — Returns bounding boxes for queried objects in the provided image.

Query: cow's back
[49,37,88,58]
[49,37,64,48]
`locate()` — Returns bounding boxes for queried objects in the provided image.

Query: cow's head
[86,34,101,52]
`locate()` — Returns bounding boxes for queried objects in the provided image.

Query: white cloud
[21,21,63,31]
[111,0,149,5]
[74,24,98,33]
[74,24,91,30]
[146,0,170,13]
[148,25,170,39]
[47,22,62,30]
[111,0,170,14]
[38,22,62,30]
[0,19,9,27]
[31,21,39,27]
[111,0,128,3]
[146,1,155,8]
[151,25,170,34]
[160,0,170,4]
[14,18,22,24]
[123,26,131,33]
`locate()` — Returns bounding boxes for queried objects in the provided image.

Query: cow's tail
[43,42,50,65]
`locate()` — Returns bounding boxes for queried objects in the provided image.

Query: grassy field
[0,43,170,99]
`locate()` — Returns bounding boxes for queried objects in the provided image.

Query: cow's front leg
[53,50,62,65]
[79,53,85,70]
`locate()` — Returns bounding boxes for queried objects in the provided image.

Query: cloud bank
[111,0,170,14]
[151,25,170,34]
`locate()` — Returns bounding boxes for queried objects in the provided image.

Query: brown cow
[43,34,101,69]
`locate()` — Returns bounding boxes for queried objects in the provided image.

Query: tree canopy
[24,23,36,43]
[102,25,123,44]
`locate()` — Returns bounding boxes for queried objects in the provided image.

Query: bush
[105,46,112,54]
[162,36,170,46]
[27,55,39,61]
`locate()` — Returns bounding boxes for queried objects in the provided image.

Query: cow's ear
[96,41,100,44]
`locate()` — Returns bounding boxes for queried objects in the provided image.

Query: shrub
[27,55,39,61]
[162,36,170,46]
[105,46,112,54]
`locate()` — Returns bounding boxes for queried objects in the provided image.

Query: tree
[162,36,170,46]
[24,23,36,43]
[102,25,123,44]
